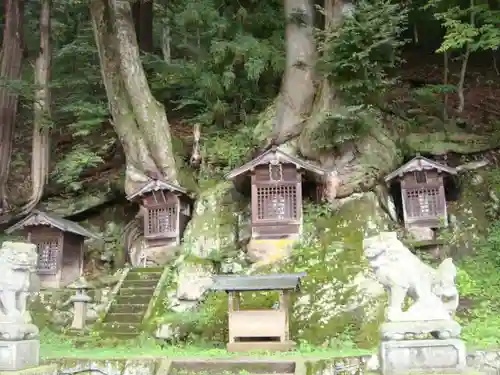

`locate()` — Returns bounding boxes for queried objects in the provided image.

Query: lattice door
[256,184,297,221]
[36,239,59,273]
[404,187,442,218]
[147,205,177,235]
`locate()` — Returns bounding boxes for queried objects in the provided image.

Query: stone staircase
[99,267,164,339]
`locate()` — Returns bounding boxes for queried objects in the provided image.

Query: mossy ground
[40,344,371,360]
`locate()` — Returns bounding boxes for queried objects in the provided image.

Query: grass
[40,335,372,360]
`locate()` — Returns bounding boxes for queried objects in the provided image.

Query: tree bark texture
[298,0,344,160]
[0,0,24,212]
[22,0,52,214]
[272,0,316,144]
[90,0,178,196]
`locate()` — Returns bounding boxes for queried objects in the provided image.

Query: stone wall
[42,351,500,375]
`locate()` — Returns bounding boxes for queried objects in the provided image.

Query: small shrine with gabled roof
[385,154,457,229]
[226,146,327,239]
[126,179,192,248]
[5,210,99,289]
[210,272,307,352]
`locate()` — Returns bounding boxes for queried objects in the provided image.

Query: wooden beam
[280,290,290,341]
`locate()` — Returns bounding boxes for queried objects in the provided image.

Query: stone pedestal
[0,340,40,371]
[70,294,91,330]
[379,338,467,375]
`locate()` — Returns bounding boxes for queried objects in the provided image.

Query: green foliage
[51,146,103,192]
[427,0,500,53]
[147,0,284,127]
[309,106,380,151]
[457,222,500,347]
[317,0,408,105]
[200,122,259,178]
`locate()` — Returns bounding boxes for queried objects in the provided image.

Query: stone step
[118,287,155,297]
[125,271,163,281]
[100,322,141,334]
[98,330,138,340]
[104,312,144,324]
[114,295,152,305]
[121,279,159,288]
[128,267,164,273]
[108,303,148,314]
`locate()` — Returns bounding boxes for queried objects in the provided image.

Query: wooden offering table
[210,273,306,353]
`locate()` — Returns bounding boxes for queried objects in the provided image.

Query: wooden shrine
[5,210,99,289]
[126,179,192,247]
[385,155,457,228]
[226,146,327,239]
[210,272,306,352]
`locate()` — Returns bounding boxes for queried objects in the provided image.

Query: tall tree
[0,0,24,213]
[262,0,408,199]
[90,0,178,196]
[24,0,52,212]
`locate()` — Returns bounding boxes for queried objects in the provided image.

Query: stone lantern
[68,276,92,330]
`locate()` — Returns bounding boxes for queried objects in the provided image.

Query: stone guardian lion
[0,241,40,340]
[363,232,459,323]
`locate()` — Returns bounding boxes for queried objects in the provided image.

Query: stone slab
[0,364,57,375]
[227,341,296,353]
[381,320,462,340]
[0,340,40,371]
[380,339,467,375]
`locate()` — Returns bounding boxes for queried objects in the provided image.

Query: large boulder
[171,181,246,312]
[275,192,390,347]
[177,192,391,347]
[445,169,492,256]
[182,181,241,260]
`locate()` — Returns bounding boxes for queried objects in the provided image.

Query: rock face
[171,181,250,311]
[276,192,390,346]
[182,181,240,259]
[175,262,214,302]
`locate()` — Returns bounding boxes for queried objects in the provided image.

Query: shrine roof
[225,146,328,180]
[385,155,457,182]
[5,210,100,239]
[210,272,307,292]
[126,179,188,201]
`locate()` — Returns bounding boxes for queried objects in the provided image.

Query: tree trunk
[0,0,24,213]
[272,0,316,145]
[20,0,52,215]
[90,0,178,196]
[260,0,404,200]
[298,0,344,160]
[258,0,500,202]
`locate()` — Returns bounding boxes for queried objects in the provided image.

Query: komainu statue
[0,241,40,340]
[363,232,461,340]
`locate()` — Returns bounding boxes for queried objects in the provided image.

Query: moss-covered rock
[173,193,391,348]
[182,181,242,261]
[276,194,390,347]
[405,132,500,155]
[29,290,74,331]
[444,171,492,256]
